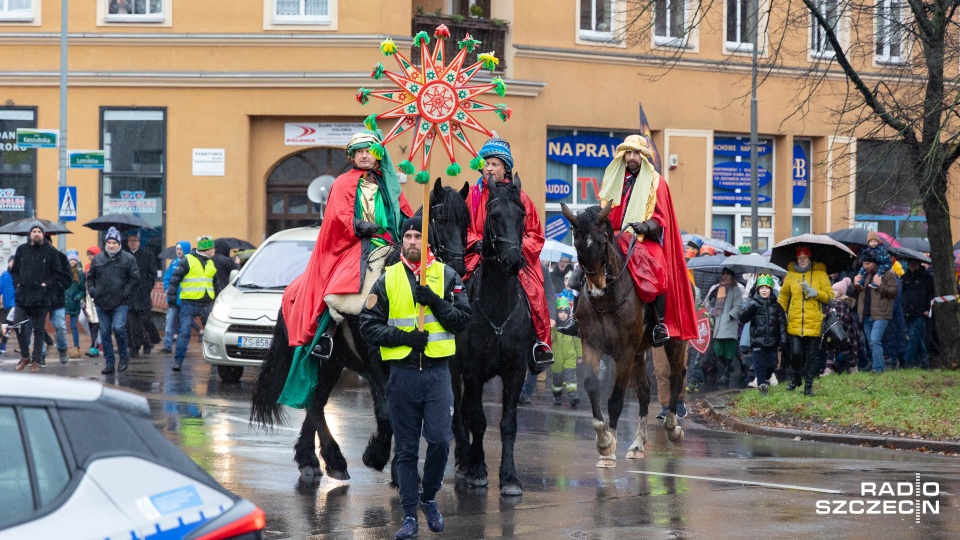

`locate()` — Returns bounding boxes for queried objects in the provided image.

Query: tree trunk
[922,182,960,369]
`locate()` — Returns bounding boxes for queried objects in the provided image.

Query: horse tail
[250,308,293,428]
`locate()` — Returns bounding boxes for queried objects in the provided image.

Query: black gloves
[413,284,443,308]
[354,219,381,238]
[401,329,429,351]
[629,219,663,241]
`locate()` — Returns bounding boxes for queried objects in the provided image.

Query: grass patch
[729,370,960,441]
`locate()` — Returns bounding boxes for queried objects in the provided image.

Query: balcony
[411,15,509,72]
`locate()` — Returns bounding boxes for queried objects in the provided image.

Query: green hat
[757,274,774,288]
[197,236,215,251]
[556,297,571,311]
[738,243,752,254]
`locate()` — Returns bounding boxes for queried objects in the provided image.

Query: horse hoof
[299,466,323,478]
[625,447,645,460]
[668,426,685,442]
[466,476,489,488]
[500,483,523,497]
[595,454,617,468]
[597,436,617,457]
[326,469,350,481]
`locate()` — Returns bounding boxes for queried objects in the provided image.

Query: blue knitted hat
[478,137,514,170]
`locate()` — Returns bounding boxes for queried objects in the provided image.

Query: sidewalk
[701,389,960,454]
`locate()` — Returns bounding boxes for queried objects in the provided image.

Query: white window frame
[809,0,839,59]
[272,0,332,25]
[875,0,905,64]
[0,0,36,23]
[104,0,166,23]
[578,0,616,43]
[724,0,759,53]
[653,0,693,49]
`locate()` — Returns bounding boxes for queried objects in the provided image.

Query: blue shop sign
[546,134,622,167]
[713,137,772,158]
[792,143,809,205]
[545,178,573,201]
[713,161,772,190]
[544,215,571,240]
[712,192,772,206]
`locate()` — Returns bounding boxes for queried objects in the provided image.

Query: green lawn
[729,370,960,441]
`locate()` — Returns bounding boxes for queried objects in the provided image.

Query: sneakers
[552,394,563,406]
[821,367,835,377]
[676,401,687,418]
[849,366,859,375]
[517,393,531,405]
[160,347,173,354]
[759,383,769,395]
[395,516,419,540]
[656,406,668,420]
[748,377,758,388]
[86,347,100,358]
[172,362,183,372]
[59,349,68,364]
[652,323,670,348]
[15,358,29,371]
[770,373,779,386]
[118,361,128,373]
[418,496,444,533]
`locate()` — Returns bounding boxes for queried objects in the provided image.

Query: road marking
[216,413,301,432]
[628,471,842,494]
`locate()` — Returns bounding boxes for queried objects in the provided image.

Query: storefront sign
[546,134,622,167]
[713,137,771,158]
[792,143,809,205]
[740,215,772,229]
[712,192,772,206]
[284,123,366,146]
[545,178,572,201]
[192,148,225,176]
[0,188,25,211]
[544,215,570,240]
[108,191,156,213]
[712,161,771,189]
[68,150,105,169]
[15,128,57,148]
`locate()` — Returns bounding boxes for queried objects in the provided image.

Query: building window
[0,0,34,22]
[107,0,164,20]
[725,0,757,51]
[101,108,166,256]
[267,148,350,237]
[711,135,775,251]
[273,0,330,24]
[810,0,839,57]
[0,107,37,225]
[875,0,903,63]
[580,0,614,41]
[792,138,812,235]
[654,0,687,46]
[855,139,926,238]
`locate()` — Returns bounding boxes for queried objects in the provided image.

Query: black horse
[452,175,534,496]
[250,179,470,481]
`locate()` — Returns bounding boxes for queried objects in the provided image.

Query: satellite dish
[307,175,336,204]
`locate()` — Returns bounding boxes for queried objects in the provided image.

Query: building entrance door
[266,148,350,237]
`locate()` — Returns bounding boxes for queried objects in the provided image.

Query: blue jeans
[175,302,211,365]
[164,304,180,349]
[50,307,67,351]
[96,305,129,369]
[904,317,928,369]
[862,316,890,373]
[521,368,538,397]
[67,314,80,348]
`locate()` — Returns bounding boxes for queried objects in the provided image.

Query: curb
[701,389,960,454]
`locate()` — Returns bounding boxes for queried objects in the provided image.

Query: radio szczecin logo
[816,474,940,523]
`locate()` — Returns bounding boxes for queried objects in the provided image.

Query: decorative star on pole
[357,25,511,184]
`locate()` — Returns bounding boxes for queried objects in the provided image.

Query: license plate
[238,336,272,349]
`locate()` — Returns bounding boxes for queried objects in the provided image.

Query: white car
[202,227,317,382]
[0,373,265,539]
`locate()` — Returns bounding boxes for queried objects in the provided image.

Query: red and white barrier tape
[928,295,958,317]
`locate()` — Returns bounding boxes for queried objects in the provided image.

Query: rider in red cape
[465,137,554,366]
[283,129,413,347]
[597,134,697,343]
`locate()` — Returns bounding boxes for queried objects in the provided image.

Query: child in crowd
[739,274,787,395]
[823,277,861,375]
[858,232,892,288]
[550,299,582,408]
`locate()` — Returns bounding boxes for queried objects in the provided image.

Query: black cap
[400,216,422,237]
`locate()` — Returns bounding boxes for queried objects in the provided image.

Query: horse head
[483,174,526,276]
[428,178,470,277]
[562,201,616,297]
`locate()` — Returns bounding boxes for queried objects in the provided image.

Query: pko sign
[546,135,622,168]
[545,178,572,201]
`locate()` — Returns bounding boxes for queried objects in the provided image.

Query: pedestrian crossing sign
[58,186,77,222]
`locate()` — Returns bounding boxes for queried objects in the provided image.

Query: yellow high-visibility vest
[380,261,455,360]
[179,254,215,300]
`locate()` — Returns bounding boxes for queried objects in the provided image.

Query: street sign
[58,186,77,222]
[68,150,105,169]
[15,128,58,148]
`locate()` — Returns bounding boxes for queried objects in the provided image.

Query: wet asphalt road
[3,347,958,539]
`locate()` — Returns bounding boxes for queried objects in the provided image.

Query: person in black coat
[901,258,935,368]
[10,221,66,371]
[739,274,788,395]
[87,227,140,375]
[212,252,239,291]
[126,232,160,356]
[44,236,72,364]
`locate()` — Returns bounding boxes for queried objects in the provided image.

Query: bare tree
[614,0,960,366]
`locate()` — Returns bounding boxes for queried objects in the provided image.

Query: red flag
[638,103,663,174]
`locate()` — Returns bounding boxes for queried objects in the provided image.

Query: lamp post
[749,0,759,252]
[57,0,68,251]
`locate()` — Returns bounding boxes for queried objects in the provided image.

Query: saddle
[324,245,393,322]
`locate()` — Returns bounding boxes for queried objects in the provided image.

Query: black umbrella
[0,217,72,235]
[889,245,932,264]
[896,237,929,252]
[687,254,728,294]
[770,234,857,275]
[214,237,256,257]
[84,214,153,232]
[158,244,181,259]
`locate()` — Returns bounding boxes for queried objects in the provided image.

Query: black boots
[310,326,336,361]
[803,380,815,396]
[651,294,670,347]
[787,372,802,391]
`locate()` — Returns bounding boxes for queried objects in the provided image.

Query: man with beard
[87,227,140,375]
[10,221,66,372]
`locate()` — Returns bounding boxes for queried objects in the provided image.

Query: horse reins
[475,291,525,368]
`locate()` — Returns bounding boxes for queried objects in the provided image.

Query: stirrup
[532,341,554,367]
[310,333,334,361]
[652,323,670,348]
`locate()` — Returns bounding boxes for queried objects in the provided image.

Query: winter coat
[129,247,158,311]
[855,270,899,321]
[739,292,788,349]
[87,249,140,311]
[0,270,14,309]
[901,268,934,319]
[11,242,66,308]
[778,261,833,337]
[49,250,71,310]
[705,282,744,340]
[550,327,582,370]
[64,266,86,316]
[212,253,239,291]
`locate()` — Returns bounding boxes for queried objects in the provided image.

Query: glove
[801,282,818,299]
[628,221,650,235]
[413,284,443,308]
[354,219,381,238]
[472,240,483,254]
[401,329,429,351]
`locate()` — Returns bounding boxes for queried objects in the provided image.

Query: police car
[0,374,265,539]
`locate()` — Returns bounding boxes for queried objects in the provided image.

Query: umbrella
[158,244,181,259]
[896,237,929,252]
[0,217,72,235]
[214,237,256,257]
[722,253,787,277]
[826,227,900,248]
[682,233,738,255]
[770,233,856,275]
[889,245,931,264]
[84,214,153,232]
[540,239,577,263]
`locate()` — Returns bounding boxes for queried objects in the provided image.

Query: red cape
[283,168,413,347]
[465,179,552,345]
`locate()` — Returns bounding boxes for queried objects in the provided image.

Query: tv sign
[545,178,572,201]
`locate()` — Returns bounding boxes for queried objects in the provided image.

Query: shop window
[711,135,775,250]
[266,147,351,237]
[0,0,34,22]
[0,107,37,225]
[101,108,166,256]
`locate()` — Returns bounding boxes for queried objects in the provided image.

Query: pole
[418,176,431,331]
[57,0,68,251]
[749,3,759,252]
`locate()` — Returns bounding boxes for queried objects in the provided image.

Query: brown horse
[561,202,686,468]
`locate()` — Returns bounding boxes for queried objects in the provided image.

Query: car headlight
[211,302,231,322]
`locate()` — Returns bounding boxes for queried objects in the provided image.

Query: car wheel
[218,365,244,383]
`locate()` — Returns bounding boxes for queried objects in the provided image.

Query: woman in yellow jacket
[777,245,833,396]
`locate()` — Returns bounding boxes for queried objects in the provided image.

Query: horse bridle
[429,203,466,268]
[483,197,524,264]
[580,230,636,285]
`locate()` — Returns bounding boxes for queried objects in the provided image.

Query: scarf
[598,157,656,230]
[401,248,436,277]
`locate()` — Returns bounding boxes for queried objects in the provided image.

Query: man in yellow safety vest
[167,235,220,372]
